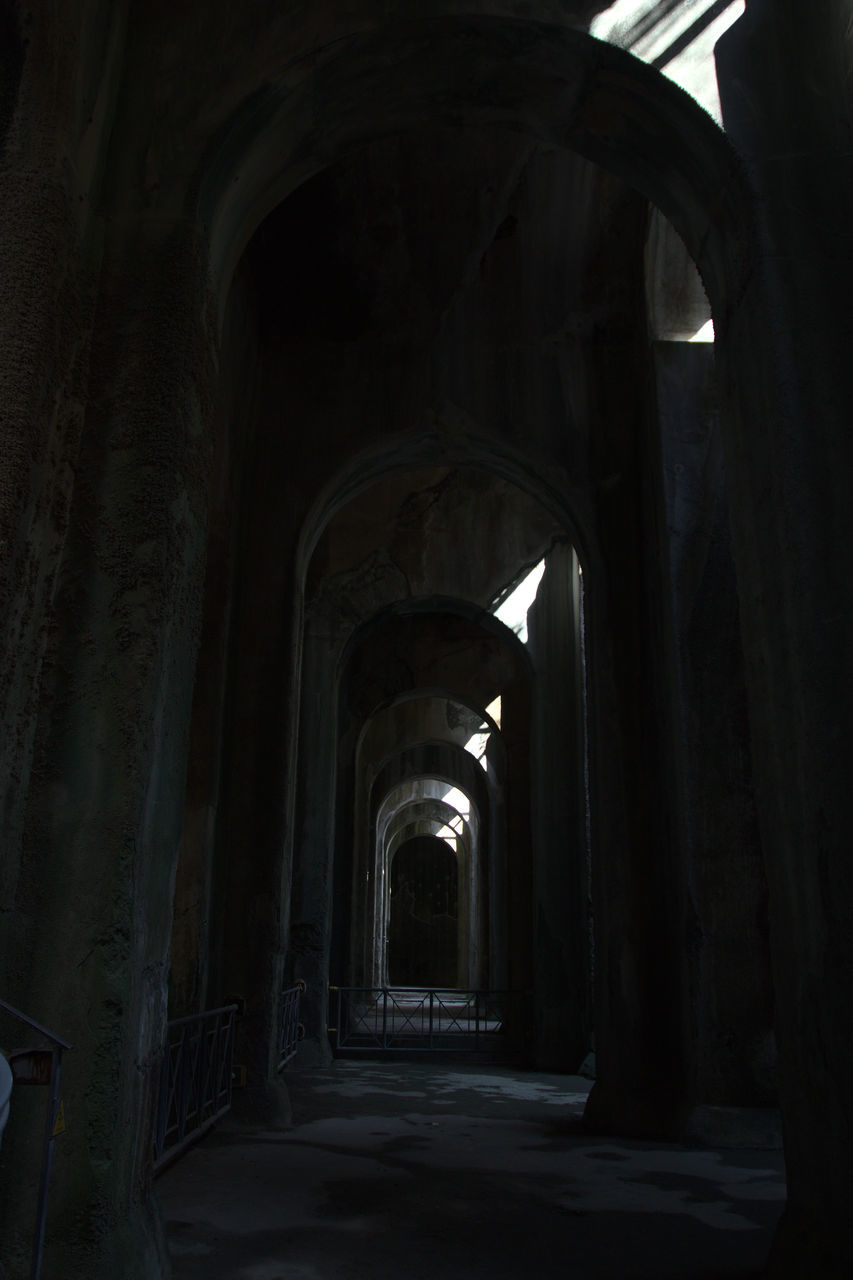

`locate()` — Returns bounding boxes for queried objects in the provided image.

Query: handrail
[0,999,71,1280]
[153,1004,237,1175]
[0,999,72,1051]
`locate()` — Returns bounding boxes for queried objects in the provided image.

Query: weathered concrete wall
[580,333,696,1139]
[715,5,853,1274]
[168,259,261,1021]
[654,340,774,1110]
[1,208,219,1280]
[0,0,126,996]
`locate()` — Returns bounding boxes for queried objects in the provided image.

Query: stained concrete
[158,1062,785,1279]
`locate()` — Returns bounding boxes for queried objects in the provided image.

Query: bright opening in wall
[690,318,715,343]
[463,694,502,771]
[370,776,483,990]
[464,728,490,768]
[646,209,712,342]
[440,786,471,821]
[491,558,546,645]
[589,0,745,124]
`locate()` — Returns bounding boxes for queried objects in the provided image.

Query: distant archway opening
[388,835,459,987]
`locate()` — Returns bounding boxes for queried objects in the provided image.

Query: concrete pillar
[714,6,853,1273]
[207,553,302,1097]
[499,676,534,1042]
[0,0,125,989]
[0,217,217,1279]
[486,731,509,992]
[289,624,338,1062]
[582,341,691,1140]
[169,267,261,1020]
[653,340,775,1112]
[528,543,591,1070]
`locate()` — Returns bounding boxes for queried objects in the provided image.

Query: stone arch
[196,16,753,328]
[329,612,529,1009]
[296,445,595,595]
[196,1,769,1132]
[380,783,475,989]
[368,749,492,993]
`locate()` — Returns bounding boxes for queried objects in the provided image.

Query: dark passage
[389,836,459,987]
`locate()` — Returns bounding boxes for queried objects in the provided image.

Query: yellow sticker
[52,1101,66,1136]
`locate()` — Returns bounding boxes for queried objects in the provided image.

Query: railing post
[199,1019,210,1126]
[29,1045,63,1280]
[0,999,73,1280]
[225,1009,235,1110]
[381,988,388,1050]
[154,1046,169,1164]
[429,991,434,1049]
[210,1013,220,1111]
[178,1025,191,1145]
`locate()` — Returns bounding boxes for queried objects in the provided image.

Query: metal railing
[278,982,304,1070]
[329,987,520,1054]
[153,1003,237,1174]
[0,997,72,1280]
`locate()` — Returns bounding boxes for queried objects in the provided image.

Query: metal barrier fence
[0,998,71,1280]
[153,1003,237,1174]
[278,982,304,1070]
[329,987,520,1054]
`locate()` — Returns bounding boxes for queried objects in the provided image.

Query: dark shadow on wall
[0,1,23,151]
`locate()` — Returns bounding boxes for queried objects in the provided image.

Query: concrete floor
[157,1062,786,1280]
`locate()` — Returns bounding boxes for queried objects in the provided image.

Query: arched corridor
[2,5,853,1278]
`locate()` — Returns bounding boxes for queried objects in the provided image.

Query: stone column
[499,676,534,1009]
[653,340,775,1116]
[205,485,303,1112]
[169,267,261,1021]
[0,0,125,994]
[582,337,691,1140]
[715,6,853,1274]
[1,216,217,1280]
[528,542,591,1070]
[289,622,339,1063]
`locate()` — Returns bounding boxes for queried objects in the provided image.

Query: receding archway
[204,0,771,1171]
[388,835,460,987]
